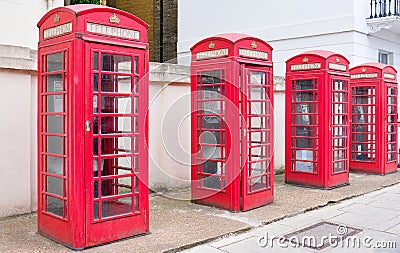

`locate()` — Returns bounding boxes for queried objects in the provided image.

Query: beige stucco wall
[0,48,286,217]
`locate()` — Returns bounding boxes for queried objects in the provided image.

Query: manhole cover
[282,221,362,250]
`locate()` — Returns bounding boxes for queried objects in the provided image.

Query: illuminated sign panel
[239,49,268,60]
[196,48,229,60]
[290,63,321,71]
[329,63,347,72]
[43,22,72,39]
[350,73,378,79]
[86,22,140,40]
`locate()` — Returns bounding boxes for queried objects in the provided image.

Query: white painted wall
[0,0,47,49]
[0,70,37,217]
[178,0,400,75]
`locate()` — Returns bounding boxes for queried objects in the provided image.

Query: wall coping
[0,44,286,90]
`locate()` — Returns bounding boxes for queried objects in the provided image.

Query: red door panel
[84,43,148,246]
[240,65,274,210]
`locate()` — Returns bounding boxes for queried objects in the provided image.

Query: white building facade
[178,0,400,75]
[178,0,400,169]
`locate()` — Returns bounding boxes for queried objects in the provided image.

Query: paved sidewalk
[183,184,400,252]
[0,173,399,252]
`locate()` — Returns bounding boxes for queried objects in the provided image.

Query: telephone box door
[84,43,148,246]
[286,74,321,185]
[191,63,240,211]
[240,65,274,210]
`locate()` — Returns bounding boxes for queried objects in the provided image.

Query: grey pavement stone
[277,214,322,229]
[377,193,400,201]
[350,195,381,205]
[367,198,400,211]
[183,245,227,253]
[252,223,295,237]
[328,212,374,228]
[209,233,256,249]
[307,207,345,220]
[338,203,399,219]
[219,236,315,253]
[385,223,400,234]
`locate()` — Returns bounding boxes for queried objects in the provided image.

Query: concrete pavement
[0,172,399,252]
[183,183,400,252]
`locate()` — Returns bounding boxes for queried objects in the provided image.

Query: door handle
[85,120,91,132]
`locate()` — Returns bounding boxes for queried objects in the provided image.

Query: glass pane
[101,75,131,93]
[47,74,63,92]
[250,176,267,191]
[134,56,139,74]
[249,71,266,84]
[202,161,221,174]
[333,162,345,172]
[201,70,222,84]
[296,161,313,172]
[249,86,267,100]
[101,116,131,134]
[295,80,314,90]
[102,54,132,73]
[47,95,64,112]
[47,156,63,175]
[99,157,132,176]
[93,73,98,92]
[100,137,132,155]
[47,196,63,217]
[134,76,139,94]
[93,52,98,71]
[47,176,63,196]
[47,115,63,133]
[47,53,63,72]
[47,136,63,154]
[134,195,139,212]
[101,96,131,114]
[102,197,133,218]
[201,85,223,98]
[94,201,99,220]
[201,116,222,129]
[101,177,132,197]
[202,175,221,189]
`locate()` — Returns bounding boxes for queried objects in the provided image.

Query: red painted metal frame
[190,34,274,211]
[285,51,350,189]
[349,63,398,174]
[37,5,149,249]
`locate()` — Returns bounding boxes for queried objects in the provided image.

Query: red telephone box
[285,51,350,189]
[190,34,274,211]
[349,63,398,174]
[37,5,149,249]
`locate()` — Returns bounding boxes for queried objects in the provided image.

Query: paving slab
[0,172,399,253]
[186,184,400,253]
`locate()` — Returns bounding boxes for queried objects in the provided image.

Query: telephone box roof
[351,62,395,71]
[191,33,272,50]
[287,50,350,64]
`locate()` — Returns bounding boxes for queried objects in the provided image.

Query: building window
[378,51,393,65]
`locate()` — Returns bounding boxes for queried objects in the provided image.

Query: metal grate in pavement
[282,221,362,250]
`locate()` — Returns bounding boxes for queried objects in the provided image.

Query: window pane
[47,136,63,154]
[47,115,63,133]
[47,176,63,196]
[47,53,63,72]
[47,74,63,92]
[47,196,63,217]
[47,156,63,175]
[102,197,133,218]
[102,54,132,73]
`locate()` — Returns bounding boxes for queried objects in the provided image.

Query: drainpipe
[160,0,164,62]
